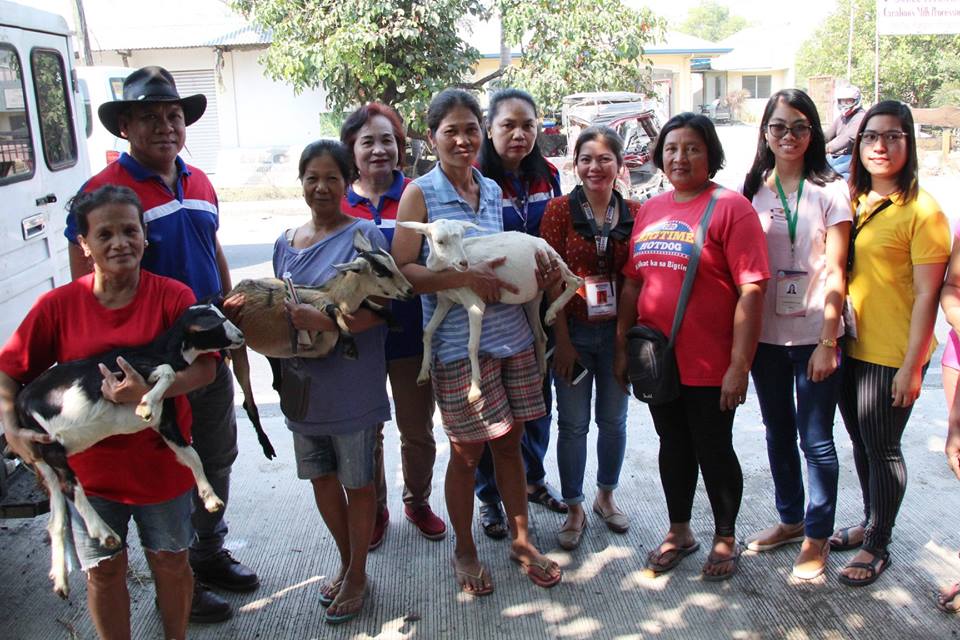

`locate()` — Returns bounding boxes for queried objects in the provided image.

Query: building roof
[709,26,802,72]
[645,31,732,55]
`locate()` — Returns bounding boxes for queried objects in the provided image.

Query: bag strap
[667,187,722,346]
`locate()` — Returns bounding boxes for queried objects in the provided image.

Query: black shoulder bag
[626,189,721,405]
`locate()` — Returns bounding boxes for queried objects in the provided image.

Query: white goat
[399,219,583,403]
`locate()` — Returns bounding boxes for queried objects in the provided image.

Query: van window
[30,48,77,170]
[0,45,35,184]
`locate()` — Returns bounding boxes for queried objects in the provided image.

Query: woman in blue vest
[392,89,561,595]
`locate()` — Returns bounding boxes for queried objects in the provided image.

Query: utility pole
[73,0,93,65]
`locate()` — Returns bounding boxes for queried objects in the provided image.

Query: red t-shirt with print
[0,271,198,504]
[622,184,770,386]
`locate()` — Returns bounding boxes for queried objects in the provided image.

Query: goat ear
[190,310,227,332]
[352,229,373,252]
[333,258,368,273]
[461,221,482,232]
[397,221,428,235]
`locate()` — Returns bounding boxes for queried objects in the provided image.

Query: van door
[0,26,86,342]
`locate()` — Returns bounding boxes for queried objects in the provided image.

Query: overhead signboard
[877,0,960,34]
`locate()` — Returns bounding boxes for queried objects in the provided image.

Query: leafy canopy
[232,0,490,134]
[796,0,960,107]
[499,0,666,114]
[677,1,749,43]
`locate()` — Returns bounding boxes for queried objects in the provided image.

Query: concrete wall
[91,46,329,151]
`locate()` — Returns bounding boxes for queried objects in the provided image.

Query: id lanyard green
[774,173,804,259]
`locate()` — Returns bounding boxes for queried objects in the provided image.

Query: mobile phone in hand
[545,347,588,385]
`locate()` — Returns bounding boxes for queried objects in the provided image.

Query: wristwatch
[819,338,838,348]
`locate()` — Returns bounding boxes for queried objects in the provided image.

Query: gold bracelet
[819,338,837,348]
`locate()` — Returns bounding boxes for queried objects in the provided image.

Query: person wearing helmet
[825,85,866,177]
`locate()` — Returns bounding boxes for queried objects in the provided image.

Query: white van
[77,65,132,173]
[0,0,90,516]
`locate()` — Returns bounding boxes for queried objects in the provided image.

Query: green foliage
[677,1,749,42]
[231,0,490,135]
[498,0,666,114]
[796,0,960,107]
[933,82,960,108]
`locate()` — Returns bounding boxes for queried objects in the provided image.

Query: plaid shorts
[432,346,546,443]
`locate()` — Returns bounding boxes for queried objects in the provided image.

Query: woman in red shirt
[0,185,216,640]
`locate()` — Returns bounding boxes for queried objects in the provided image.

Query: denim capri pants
[292,424,378,489]
[69,490,194,571]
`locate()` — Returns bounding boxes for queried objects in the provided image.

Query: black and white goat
[15,303,245,598]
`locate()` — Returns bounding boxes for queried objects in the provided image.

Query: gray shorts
[292,425,378,489]
[69,491,194,571]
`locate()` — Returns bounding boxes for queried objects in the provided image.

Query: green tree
[677,1,749,42]
[498,0,666,114]
[231,0,491,134]
[796,0,960,107]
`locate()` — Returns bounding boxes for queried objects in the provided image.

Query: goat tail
[230,346,276,460]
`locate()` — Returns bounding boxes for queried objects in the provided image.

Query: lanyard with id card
[773,174,809,317]
[580,192,618,320]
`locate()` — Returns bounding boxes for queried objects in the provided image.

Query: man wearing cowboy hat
[65,66,258,624]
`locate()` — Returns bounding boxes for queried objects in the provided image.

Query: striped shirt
[498,163,562,238]
[65,153,221,300]
[415,165,533,364]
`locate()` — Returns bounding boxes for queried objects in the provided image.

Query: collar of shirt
[431,165,494,206]
[568,186,634,241]
[119,152,190,199]
[346,169,405,208]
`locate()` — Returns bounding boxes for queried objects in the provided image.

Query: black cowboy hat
[97,66,207,137]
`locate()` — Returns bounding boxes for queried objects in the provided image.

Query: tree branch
[457,67,507,90]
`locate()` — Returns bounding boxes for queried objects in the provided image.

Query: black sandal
[829,525,864,551]
[527,483,568,514]
[838,548,890,587]
[479,502,508,540]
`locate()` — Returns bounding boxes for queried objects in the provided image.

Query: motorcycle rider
[824,84,866,178]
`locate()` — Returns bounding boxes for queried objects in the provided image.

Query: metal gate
[171,69,219,174]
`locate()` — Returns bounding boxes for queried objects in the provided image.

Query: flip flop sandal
[937,582,960,613]
[319,579,343,608]
[645,541,701,575]
[837,549,891,587]
[701,544,742,582]
[324,588,367,625]
[509,553,562,589]
[453,564,494,596]
[829,526,864,551]
[479,502,509,540]
[527,484,569,513]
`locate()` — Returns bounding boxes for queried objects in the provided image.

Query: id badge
[585,275,617,320]
[843,294,858,339]
[775,270,809,317]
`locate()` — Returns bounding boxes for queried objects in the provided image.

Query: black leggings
[649,385,742,537]
[838,357,921,551]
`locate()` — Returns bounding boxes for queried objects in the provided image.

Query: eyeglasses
[765,123,812,139]
[860,130,908,145]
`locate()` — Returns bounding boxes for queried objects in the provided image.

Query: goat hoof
[53,584,69,599]
[104,535,121,550]
[135,403,154,422]
[416,372,430,385]
[544,311,557,326]
[204,497,225,513]
[466,386,482,404]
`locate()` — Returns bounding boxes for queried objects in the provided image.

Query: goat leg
[544,267,584,326]
[465,301,485,403]
[327,304,359,360]
[522,294,548,378]
[419,297,453,385]
[161,438,224,512]
[136,364,176,422]
[35,461,71,598]
[230,346,276,459]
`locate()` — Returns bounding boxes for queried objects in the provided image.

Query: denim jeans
[750,342,840,539]
[554,319,628,506]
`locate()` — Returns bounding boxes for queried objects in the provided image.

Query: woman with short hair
[615,112,769,580]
